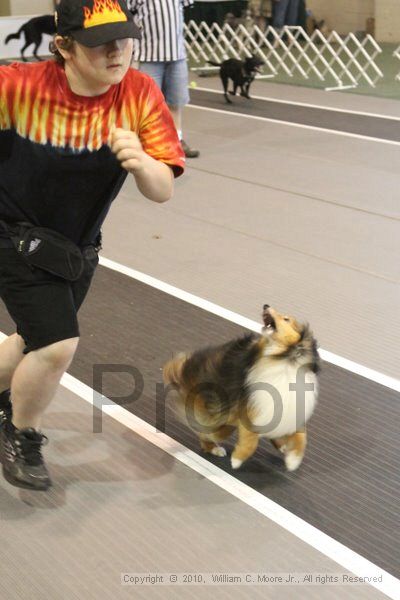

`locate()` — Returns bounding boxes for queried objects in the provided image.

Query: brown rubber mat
[1,264,397,579]
[189,88,400,142]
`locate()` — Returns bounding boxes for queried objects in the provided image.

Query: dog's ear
[163,353,187,387]
[298,322,312,341]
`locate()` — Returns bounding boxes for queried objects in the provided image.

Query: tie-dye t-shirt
[0,60,185,245]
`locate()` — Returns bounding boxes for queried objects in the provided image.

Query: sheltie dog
[163,305,320,471]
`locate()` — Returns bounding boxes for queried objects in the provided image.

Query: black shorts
[0,246,98,353]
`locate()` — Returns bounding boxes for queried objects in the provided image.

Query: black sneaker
[0,389,12,427]
[0,423,52,490]
[181,139,200,158]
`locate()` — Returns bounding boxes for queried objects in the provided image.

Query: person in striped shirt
[272,0,300,31]
[128,0,200,158]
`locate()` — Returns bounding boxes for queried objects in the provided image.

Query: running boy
[0,0,185,491]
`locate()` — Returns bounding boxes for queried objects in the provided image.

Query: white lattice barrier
[184,21,383,91]
[394,45,400,81]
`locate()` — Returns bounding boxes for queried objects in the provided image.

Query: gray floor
[190,75,400,117]
[0,387,388,600]
[102,95,400,378]
[188,88,400,141]
[0,80,399,599]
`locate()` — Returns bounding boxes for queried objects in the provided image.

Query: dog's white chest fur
[246,358,318,439]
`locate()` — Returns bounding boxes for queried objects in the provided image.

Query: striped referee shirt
[128,0,194,62]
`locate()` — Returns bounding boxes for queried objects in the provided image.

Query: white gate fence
[394,45,400,81]
[0,15,399,88]
[184,21,385,91]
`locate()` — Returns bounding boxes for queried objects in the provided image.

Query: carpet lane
[1,265,396,577]
[189,89,400,142]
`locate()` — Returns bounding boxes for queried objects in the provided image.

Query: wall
[307,0,374,35]
[375,0,400,42]
[8,0,53,15]
[0,0,10,17]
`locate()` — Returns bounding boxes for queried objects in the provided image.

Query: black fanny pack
[1,222,84,281]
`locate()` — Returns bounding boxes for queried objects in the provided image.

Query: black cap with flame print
[55,0,141,47]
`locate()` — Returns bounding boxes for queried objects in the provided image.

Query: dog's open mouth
[262,305,276,332]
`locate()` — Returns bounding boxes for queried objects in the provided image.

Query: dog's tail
[5,25,25,45]
[207,60,222,67]
[163,352,188,388]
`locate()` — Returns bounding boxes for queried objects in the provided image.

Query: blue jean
[138,59,190,107]
[273,0,300,29]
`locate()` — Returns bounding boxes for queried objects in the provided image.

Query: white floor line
[191,86,400,121]
[63,369,400,600]
[99,256,400,394]
[186,104,400,147]
[0,333,398,598]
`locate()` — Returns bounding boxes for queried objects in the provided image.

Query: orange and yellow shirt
[0,60,185,245]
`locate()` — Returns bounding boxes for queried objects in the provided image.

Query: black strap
[0,219,101,252]
[0,219,26,237]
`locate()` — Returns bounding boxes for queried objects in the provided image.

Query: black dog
[208,56,264,103]
[5,15,56,62]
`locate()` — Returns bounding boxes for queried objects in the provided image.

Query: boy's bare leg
[0,336,79,490]
[10,337,79,431]
[0,334,26,393]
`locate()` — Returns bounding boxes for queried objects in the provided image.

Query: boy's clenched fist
[111,127,150,173]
